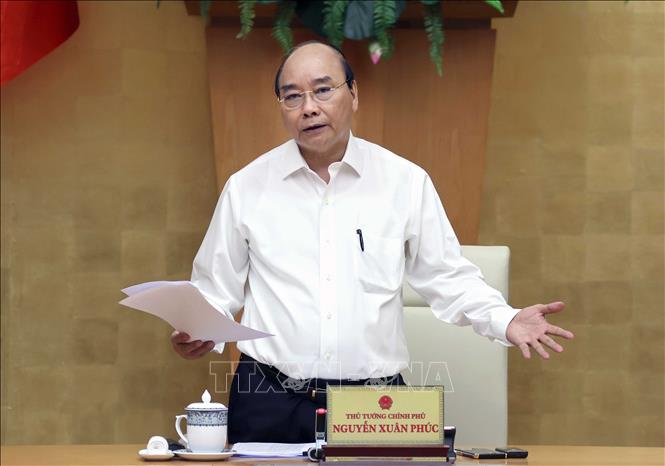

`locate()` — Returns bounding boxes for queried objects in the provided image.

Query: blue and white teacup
[175,390,228,452]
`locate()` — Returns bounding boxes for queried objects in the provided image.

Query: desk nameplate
[326,386,444,445]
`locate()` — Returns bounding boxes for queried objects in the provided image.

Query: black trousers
[228,353,405,443]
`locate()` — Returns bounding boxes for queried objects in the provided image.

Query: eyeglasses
[277,80,350,109]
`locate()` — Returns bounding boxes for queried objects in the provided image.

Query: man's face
[277,44,358,156]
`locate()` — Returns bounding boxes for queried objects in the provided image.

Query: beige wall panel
[482,0,664,447]
[1,0,221,445]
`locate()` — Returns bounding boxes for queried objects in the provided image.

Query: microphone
[307,408,327,461]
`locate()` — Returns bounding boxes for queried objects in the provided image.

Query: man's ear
[351,80,359,111]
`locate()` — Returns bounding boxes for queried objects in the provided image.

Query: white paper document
[119,281,273,344]
[121,280,189,297]
[231,442,315,458]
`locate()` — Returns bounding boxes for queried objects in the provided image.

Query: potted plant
[162,0,506,76]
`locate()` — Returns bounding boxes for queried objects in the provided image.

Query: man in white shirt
[171,41,574,443]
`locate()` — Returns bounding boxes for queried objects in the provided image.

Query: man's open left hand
[506,302,574,360]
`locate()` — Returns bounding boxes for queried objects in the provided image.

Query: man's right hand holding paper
[171,331,214,360]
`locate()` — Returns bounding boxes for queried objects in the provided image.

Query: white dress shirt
[191,133,519,379]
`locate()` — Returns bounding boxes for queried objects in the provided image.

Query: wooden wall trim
[187,0,518,24]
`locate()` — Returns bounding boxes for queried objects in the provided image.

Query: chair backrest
[401,245,510,446]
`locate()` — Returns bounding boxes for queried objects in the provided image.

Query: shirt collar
[280,132,364,180]
[279,140,309,179]
[341,133,364,177]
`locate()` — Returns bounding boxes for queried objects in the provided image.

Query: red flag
[1,0,79,85]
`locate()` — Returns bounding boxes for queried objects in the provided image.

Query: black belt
[239,353,404,403]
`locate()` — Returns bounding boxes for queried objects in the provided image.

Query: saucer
[138,449,175,460]
[173,449,235,461]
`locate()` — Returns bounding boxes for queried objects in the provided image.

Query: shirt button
[325,275,332,281]
[324,353,331,360]
[326,313,332,320]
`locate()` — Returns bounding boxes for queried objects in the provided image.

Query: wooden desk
[1,444,664,466]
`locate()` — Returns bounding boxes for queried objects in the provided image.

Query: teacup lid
[186,390,226,410]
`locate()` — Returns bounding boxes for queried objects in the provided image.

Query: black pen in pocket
[356,229,364,252]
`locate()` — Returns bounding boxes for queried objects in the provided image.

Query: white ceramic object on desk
[138,435,175,460]
[138,449,174,460]
[175,390,228,453]
[147,436,170,451]
[173,449,235,461]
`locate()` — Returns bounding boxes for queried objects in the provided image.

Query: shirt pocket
[353,232,405,294]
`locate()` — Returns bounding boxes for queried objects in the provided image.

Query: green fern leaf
[272,0,296,53]
[323,0,349,48]
[374,0,397,30]
[373,30,395,60]
[373,0,398,58]
[484,0,504,15]
[423,2,444,77]
[237,0,257,39]
[200,0,212,18]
